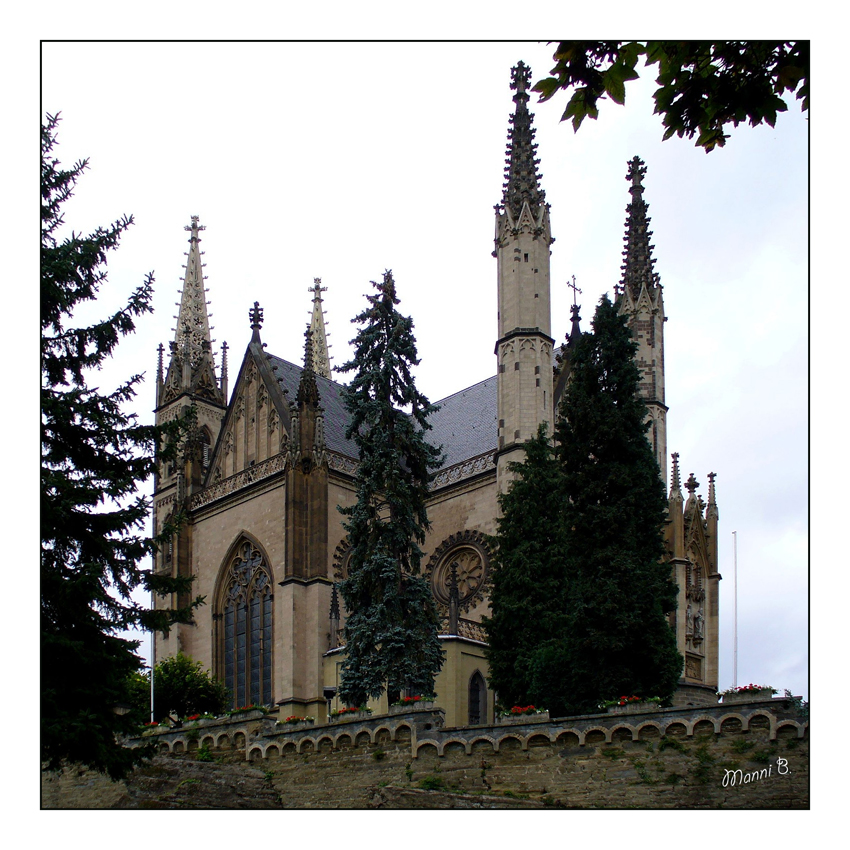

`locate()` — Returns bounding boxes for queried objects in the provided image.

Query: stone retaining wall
[42,698,808,809]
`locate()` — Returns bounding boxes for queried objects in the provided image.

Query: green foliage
[533,41,808,152]
[483,424,569,712]
[336,271,445,706]
[419,775,448,791]
[730,738,755,754]
[40,114,201,780]
[151,652,229,720]
[196,744,214,762]
[554,295,682,714]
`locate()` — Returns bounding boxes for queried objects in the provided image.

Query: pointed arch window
[219,540,273,708]
[468,670,487,726]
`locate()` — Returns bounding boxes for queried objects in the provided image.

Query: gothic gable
[206,344,292,485]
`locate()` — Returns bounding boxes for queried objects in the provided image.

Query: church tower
[615,157,668,485]
[153,216,227,637]
[494,61,555,490]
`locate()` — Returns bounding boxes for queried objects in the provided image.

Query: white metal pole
[150,587,156,724]
[732,530,738,689]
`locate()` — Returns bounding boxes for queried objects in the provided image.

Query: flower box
[229,708,266,721]
[496,710,549,724]
[722,689,774,704]
[607,702,661,715]
[389,700,435,714]
[278,718,315,731]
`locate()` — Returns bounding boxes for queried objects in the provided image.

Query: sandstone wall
[42,698,808,809]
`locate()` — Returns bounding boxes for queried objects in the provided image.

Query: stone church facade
[151,63,720,727]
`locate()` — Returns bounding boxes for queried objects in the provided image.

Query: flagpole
[732,530,738,689]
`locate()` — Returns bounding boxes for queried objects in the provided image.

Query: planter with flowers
[496,705,549,724]
[720,684,777,704]
[602,696,662,715]
[277,715,315,730]
[329,706,373,722]
[228,704,268,721]
[389,695,437,714]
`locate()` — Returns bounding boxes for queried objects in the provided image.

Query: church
[151,62,720,727]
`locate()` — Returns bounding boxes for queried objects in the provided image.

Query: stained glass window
[219,540,273,708]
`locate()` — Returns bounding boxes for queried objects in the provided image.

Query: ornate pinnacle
[685,472,699,495]
[249,301,264,331]
[707,472,717,505]
[619,155,660,299]
[510,60,531,98]
[329,582,340,620]
[500,62,546,219]
[308,277,332,379]
[172,215,215,379]
[670,452,682,492]
[297,326,320,407]
[184,214,206,240]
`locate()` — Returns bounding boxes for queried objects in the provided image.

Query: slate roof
[267,355,359,459]
[429,376,498,468]
[266,354,497,471]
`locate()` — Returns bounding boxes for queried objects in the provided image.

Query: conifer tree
[336,271,444,707]
[483,424,570,713]
[41,114,200,778]
[555,294,682,713]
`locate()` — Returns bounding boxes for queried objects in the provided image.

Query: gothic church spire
[158,215,224,407]
[308,278,332,379]
[619,156,660,300]
[174,215,215,374]
[500,61,547,220]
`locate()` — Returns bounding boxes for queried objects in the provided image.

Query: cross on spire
[566,274,582,307]
[184,214,206,240]
[249,301,264,331]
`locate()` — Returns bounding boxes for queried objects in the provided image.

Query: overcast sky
[40,41,808,702]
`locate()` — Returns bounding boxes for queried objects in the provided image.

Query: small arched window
[219,539,273,708]
[468,670,487,726]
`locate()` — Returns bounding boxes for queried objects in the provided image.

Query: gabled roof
[429,376,498,468]
[266,354,358,459]
[265,354,497,471]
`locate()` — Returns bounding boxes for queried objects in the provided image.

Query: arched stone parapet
[316,735,335,752]
[469,736,498,754]
[609,724,639,743]
[527,732,554,748]
[442,739,468,757]
[743,710,777,738]
[200,735,216,749]
[413,741,440,759]
[493,733,523,752]
[689,716,720,736]
[580,725,612,745]
[248,746,263,761]
[632,721,663,740]
[776,720,807,740]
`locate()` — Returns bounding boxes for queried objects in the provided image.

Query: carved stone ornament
[425,530,492,614]
[333,539,352,581]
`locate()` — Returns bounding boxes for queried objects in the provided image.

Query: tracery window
[219,539,273,708]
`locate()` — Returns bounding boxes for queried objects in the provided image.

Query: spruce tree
[483,424,570,713]
[41,114,199,778]
[555,294,682,713]
[336,271,444,707]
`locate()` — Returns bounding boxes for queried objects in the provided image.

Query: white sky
[10,1,840,825]
[38,40,809,704]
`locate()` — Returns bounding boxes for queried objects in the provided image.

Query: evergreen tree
[336,271,444,707]
[483,424,570,713]
[41,114,200,778]
[555,294,682,713]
